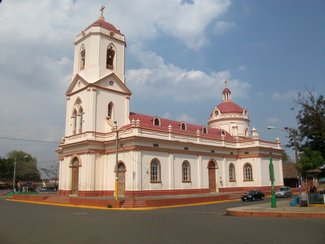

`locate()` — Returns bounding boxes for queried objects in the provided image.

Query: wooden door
[71,158,79,195]
[118,163,126,196]
[208,161,216,192]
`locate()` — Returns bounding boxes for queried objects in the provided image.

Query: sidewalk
[226,199,325,218]
[9,191,325,218]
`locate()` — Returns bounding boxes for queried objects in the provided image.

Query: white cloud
[111,0,231,50]
[271,90,299,101]
[176,114,198,124]
[126,46,250,103]
[0,0,234,163]
[213,21,236,34]
[238,65,247,71]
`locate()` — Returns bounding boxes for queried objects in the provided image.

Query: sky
[0,0,324,168]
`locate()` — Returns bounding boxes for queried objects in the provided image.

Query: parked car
[275,187,292,198]
[241,190,265,201]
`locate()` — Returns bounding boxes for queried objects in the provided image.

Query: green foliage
[6,150,41,182]
[0,157,13,183]
[299,148,324,175]
[295,91,325,159]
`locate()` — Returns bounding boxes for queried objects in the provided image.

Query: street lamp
[114,121,119,201]
[269,152,276,208]
[12,155,28,193]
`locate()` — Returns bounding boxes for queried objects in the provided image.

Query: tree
[0,157,13,184]
[299,148,324,175]
[295,90,325,158]
[290,90,325,173]
[6,150,41,182]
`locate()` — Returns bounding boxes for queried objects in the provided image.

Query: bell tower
[64,7,131,137]
[72,6,126,83]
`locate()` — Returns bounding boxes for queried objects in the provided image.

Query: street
[0,198,324,244]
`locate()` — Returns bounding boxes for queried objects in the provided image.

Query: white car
[275,187,292,198]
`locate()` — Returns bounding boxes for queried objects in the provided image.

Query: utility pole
[12,158,17,193]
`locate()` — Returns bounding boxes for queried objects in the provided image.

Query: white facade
[58,15,284,197]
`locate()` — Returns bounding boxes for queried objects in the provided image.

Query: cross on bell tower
[99,5,105,20]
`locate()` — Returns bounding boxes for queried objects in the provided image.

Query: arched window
[182,161,191,182]
[229,163,236,182]
[106,46,115,69]
[78,107,83,133]
[180,122,187,130]
[243,163,253,181]
[245,128,249,137]
[202,126,208,134]
[72,109,77,134]
[107,102,114,119]
[80,46,86,70]
[153,117,160,126]
[150,158,161,182]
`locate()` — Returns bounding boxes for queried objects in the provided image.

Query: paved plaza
[1,198,324,244]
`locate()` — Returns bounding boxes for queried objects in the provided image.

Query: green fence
[308,193,325,204]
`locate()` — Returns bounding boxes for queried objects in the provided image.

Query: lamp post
[12,158,17,193]
[12,155,28,194]
[269,152,276,208]
[114,121,119,201]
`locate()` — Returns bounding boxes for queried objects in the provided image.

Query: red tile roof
[126,112,234,140]
[85,18,123,35]
[217,101,244,114]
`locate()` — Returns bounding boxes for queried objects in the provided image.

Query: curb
[8,198,237,211]
[226,209,325,219]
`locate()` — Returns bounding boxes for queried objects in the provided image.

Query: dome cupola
[208,81,250,137]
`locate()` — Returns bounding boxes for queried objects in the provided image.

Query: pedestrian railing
[308,193,325,204]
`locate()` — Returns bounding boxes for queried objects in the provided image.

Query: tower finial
[99,5,105,20]
[224,80,228,87]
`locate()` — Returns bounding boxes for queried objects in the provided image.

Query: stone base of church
[219,186,274,193]
[58,190,115,197]
[59,186,278,197]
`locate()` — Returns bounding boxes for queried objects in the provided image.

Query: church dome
[208,82,250,137]
[217,101,244,114]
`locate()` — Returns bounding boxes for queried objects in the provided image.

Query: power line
[0,136,60,144]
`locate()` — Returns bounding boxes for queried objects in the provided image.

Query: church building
[57,11,283,197]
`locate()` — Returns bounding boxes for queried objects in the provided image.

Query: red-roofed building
[57,11,284,198]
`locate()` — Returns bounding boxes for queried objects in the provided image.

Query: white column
[136,150,142,191]
[197,155,202,188]
[169,153,174,189]
[65,97,71,136]
[88,88,97,131]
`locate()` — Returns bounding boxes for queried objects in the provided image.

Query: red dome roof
[85,18,123,35]
[217,101,244,114]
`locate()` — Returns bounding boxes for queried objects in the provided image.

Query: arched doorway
[71,157,80,195]
[208,161,217,192]
[117,162,126,196]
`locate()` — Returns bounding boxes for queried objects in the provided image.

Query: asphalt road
[0,198,324,244]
